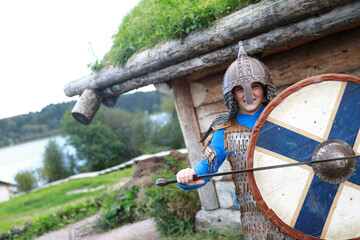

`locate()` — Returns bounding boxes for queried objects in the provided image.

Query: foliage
[0,167,134,233]
[150,93,185,150]
[78,92,185,159]
[40,140,72,183]
[115,91,165,114]
[0,91,165,148]
[61,108,126,172]
[103,108,141,159]
[144,156,201,237]
[14,170,37,192]
[95,0,261,69]
[95,186,144,232]
[0,101,75,147]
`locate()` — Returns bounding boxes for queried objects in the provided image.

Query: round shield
[247,74,360,239]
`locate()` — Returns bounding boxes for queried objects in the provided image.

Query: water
[0,136,75,184]
[150,112,170,126]
[0,113,170,185]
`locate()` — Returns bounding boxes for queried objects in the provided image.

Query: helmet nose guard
[243,83,254,105]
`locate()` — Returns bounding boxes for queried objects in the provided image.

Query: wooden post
[172,77,219,210]
[71,89,102,125]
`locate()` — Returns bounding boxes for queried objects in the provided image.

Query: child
[176,42,295,239]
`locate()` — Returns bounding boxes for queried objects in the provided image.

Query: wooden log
[71,89,102,125]
[197,102,227,133]
[263,27,360,87]
[100,1,360,98]
[64,0,356,97]
[172,78,219,210]
[154,82,171,94]
[190,73,224,107]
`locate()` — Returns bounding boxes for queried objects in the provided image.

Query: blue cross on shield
[247,74,360,240]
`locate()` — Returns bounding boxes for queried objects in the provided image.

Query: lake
[0,136,75,184]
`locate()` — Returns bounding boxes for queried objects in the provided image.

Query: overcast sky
[0,0,155,120]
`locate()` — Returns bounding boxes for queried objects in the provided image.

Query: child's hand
[176,168,205,186]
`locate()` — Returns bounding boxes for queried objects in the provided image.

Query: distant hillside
[0,101,76,147]
[116,91,165,113]
[0,91,165,148]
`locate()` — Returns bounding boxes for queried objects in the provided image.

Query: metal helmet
[200,42,277,143]
[223,41,276,105]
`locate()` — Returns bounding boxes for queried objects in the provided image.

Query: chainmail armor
[224,123,295,240]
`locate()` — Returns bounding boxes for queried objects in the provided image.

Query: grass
[0,167,135,233]
[91,0,261,70]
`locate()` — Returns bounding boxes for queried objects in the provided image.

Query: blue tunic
[177,105,266,195]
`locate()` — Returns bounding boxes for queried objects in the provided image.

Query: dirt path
[86,218,160,240]
[35,215,160,240]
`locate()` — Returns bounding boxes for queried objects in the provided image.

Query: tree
[103,108,142,159]
[61,108,125,172]
[15,170,37,192]
[151,93,185,149]
[41,140,70,183]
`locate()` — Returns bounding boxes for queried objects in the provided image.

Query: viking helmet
[223,42,276,105]
[200,42,277,143]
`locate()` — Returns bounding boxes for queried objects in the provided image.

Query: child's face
[234,82,265,115]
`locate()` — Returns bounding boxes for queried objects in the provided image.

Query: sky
[0,0,155,120]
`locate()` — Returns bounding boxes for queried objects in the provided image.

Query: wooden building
[0,180,15,203]
[64,0,360,231]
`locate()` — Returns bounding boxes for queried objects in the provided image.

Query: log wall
[174,26,360,231]
[186,27,360,136]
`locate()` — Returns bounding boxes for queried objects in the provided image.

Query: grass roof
[89,0,261,71]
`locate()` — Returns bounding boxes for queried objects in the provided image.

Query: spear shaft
[156,155,360,187]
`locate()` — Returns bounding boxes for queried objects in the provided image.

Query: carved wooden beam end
[71,89,103,125]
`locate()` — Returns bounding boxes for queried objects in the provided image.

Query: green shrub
[144,156,201,237]
[14,170,37,192]
[6,200,101,240]
[95,186,144,232]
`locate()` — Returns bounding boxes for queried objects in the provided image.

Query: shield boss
[312,139,356,184]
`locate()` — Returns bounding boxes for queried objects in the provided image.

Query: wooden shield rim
[246,73,360,240]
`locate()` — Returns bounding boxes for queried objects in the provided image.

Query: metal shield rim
[246,73,360,240]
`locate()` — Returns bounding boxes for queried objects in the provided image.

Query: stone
[212,160,232,181]
[10,225,23,234]
[0,232,9,240]
[23,221,33,230]
[195,209,242,234]
[214,181,238,209]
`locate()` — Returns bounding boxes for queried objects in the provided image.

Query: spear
[156,154,360,187]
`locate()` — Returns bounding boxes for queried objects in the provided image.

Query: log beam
[100,1,360,98]
[71,89,102,125]
[64,0,356,97]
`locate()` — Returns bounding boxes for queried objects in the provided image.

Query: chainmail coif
[200,91,238,142]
